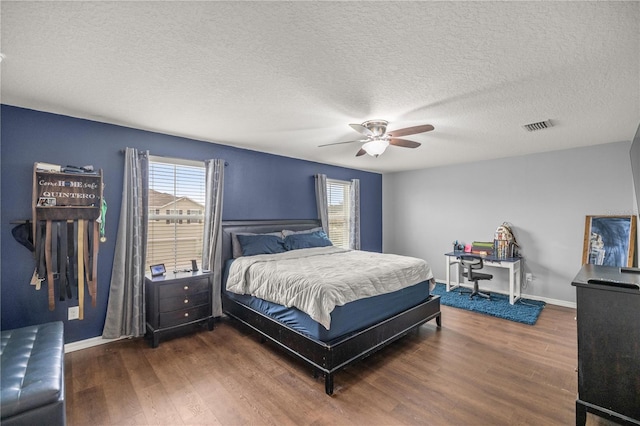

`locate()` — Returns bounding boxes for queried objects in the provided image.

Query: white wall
[383,141,635,305]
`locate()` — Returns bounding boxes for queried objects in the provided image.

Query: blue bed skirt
[223,260,431,342]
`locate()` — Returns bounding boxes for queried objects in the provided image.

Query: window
[147,156,206,272]
[326,179,351,249]
[186,209,203,224]
[163,209,184,224]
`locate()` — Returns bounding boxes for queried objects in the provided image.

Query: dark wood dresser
[571,264,640,426]
[145,270,214,348]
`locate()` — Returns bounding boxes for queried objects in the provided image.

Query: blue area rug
[432,283,545,325]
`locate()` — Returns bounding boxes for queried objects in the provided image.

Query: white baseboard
[64,335,127,353]
[434,279,576,309]
[519,293,576,309]
[65,282,577,352]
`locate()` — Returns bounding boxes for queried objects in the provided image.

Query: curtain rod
[119,149,228,166]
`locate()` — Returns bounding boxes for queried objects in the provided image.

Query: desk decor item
[494,222,519,259]
[470,241,494,256]
[150,264,166,277]
[582,215,636,267]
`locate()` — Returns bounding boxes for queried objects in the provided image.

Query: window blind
[327,179,350,249]
[147,157,206,272]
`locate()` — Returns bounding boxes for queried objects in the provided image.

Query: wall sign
[33,169,102,221]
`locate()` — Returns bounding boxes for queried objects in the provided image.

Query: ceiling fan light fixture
[319,119,433,157]
[362,139,389,157]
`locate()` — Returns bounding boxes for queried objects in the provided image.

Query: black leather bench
[1,321,66,426]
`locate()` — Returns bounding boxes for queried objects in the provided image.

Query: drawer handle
[184,299,189,304]
[184,285,189,290]
[184,312,189,318]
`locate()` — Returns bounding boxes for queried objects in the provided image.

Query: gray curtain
[202,159,225,317]
[103,148,149,339]
[349,178,361,250]
[315,173,329,233]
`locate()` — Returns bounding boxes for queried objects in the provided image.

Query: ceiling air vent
[522,119,553,132]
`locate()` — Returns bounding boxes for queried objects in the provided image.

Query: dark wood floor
[65,303,608,425]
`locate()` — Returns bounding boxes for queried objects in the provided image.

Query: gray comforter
[226,246,433,329]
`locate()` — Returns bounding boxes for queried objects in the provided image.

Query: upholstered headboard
[221,219,322,265]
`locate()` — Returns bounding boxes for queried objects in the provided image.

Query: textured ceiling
[1,1,639,173]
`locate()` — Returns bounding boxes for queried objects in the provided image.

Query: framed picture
[150,263,166,277]
[582,215,637,267]
[37,197,56,207]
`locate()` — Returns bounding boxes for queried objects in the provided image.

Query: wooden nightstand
[145,270,214,348]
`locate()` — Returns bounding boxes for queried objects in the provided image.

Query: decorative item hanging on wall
[32,162,105,316]
[582,215,637,267]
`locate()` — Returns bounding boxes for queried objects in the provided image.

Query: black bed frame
[221,219,442,395]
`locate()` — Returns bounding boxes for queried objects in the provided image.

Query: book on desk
[468,240,517,258]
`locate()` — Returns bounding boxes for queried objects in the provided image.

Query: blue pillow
[237,234,286,256]
[284,230,333,250]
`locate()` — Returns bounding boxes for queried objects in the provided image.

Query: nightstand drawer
[159,305,210,328]
[159,291,209,312]
[159,278,209,298]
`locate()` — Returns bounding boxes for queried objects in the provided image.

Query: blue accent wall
[1,105,382,342]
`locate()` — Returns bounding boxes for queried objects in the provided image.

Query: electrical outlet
[68,306,79,320]
[525,273,533,282]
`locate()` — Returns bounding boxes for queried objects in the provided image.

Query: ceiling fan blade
[389,138,421,148]
[349,123,374,137]
[387,124,434,138]
[356,148,367,157]
[318,139,368,148]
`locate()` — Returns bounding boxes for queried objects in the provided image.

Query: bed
[220,219,441,395]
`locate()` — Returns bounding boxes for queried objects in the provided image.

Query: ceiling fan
[319,120,434,157]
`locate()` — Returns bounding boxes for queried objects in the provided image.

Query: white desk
[445,252,522,304]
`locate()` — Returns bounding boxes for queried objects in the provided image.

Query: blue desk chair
[459,255,493,300]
